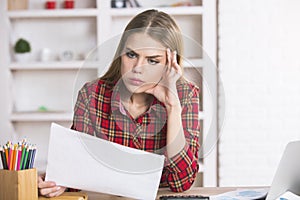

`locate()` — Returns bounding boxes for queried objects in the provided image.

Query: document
[210,188,268,200]
[45,123,165,200]
[276,191,300,200]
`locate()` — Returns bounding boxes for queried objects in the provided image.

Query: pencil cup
[0,168,38,200]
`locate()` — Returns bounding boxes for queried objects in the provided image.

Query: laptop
[266,140,300,200]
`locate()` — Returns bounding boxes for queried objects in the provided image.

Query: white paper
[276,191,300,200]
[210,188,268,200]
[45,123,165,200]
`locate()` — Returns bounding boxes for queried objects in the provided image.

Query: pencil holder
[0,168,38,200]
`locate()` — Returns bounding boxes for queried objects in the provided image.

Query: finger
[38,180,56,189]
[173,51,178,66]
[172,51,182,75]
[39,186,61,196]
[38,176,43,184]
[47,186,66,197]
[172,51,178,71]
[38,173,45,180]
[38,174,45,184]
[166,48,172,73]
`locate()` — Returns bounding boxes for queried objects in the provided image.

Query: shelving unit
[109,6,203,17]
[2,0,217,186]
[7,9,98,18]
[9,61,99,70]
[2,0,99,172]
[10,112,73,122]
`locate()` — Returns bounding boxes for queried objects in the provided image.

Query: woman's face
[120,33,167,94]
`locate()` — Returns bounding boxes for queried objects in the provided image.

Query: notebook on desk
[266,140,300,200]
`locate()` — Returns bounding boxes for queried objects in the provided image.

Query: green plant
[14,38,31,53]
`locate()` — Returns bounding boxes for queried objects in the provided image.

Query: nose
[132,57,145,74]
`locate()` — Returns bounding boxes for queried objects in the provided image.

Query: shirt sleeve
[71,83,95,136]
[162,85,200,192]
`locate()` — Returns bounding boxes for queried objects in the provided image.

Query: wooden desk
[84,187,241,200]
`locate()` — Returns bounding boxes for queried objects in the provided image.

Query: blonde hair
[101,9,183,85]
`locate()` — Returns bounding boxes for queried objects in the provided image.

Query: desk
[84,187,245,200]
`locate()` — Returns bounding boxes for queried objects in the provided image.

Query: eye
[126,51,137,59]
[148,58,159,65]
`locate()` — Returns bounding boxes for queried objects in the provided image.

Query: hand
[38,174,66,197]
[145,48,182,111]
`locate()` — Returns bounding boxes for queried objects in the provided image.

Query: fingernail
[57,186,61,191]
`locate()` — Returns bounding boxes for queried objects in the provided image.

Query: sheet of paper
[210,188,268,200]
[276,191,300,200]
[45,123,165,200]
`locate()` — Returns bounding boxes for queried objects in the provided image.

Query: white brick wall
[219,0,300,186]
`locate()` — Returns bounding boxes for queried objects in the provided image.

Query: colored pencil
[20,145,26,170]
[14,146,19,170]
[16,147,22,170]
[4,145,9,169]
[0,147,8,170]
[2,146,9,170]
[25,146,33,169]
[11,144,18,170]
[8,146,13,170]
[29,146,37,169]
[23,147,30,170]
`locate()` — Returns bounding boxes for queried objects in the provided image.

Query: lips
[128,77,144,86]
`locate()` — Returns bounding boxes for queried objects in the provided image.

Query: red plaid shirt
[71,78,200,192]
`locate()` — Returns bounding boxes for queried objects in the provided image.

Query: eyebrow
[125,47,164,59]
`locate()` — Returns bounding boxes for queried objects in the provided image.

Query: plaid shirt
[71,78,200,192]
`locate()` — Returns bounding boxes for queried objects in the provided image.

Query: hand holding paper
[45,123,165,200]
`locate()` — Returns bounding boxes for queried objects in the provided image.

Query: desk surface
[84,187,254,200]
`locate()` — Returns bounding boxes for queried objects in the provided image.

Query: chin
[125,83,157,94]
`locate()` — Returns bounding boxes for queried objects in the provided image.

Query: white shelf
[10,112,73,122]
[110,6,203,17]
[9,61,99,70]
[7,9,98,18]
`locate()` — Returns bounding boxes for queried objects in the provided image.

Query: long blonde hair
[101,9,183,85]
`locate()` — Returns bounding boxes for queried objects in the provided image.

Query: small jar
[45,0,56,9]
[64,0,74,9]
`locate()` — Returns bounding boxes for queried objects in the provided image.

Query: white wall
[219,0,300,186]
[0,1,12,170]
[0,1,13,169]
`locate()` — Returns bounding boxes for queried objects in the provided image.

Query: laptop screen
[266,140,300,200]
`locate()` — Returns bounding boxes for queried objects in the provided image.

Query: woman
[38,9,200,197]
